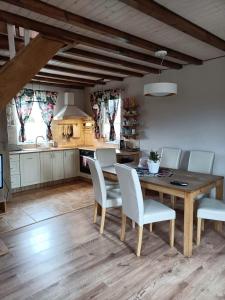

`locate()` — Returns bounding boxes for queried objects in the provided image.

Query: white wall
[85,57,225,178]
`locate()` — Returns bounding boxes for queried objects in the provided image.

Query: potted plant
[148,150,160,174]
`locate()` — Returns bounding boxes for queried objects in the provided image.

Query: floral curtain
[90,92,102,139]
[90,89,121,140]
[103,90,120,141]
[35,90,58,140]
[14,88,34,142]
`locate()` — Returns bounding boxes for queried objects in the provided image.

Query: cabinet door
[20,153,41,186]
[64,150,76,178]
[52,151,64,181]
[40,152,53,183]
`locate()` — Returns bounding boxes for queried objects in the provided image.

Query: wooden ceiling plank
[44,65,124,81]
[53,54,144,77]
[2,0,202,64]
[121,0,225,52]
[31,80,84,90]
[33,75,94,87]
[0,34,64,111]
[65,48,160,74]
[0,9,182,69]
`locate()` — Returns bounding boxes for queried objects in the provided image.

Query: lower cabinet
[40,152,53,183]
[20,153,41,186]
[64,150,76,178]
[52,151,64,181]
[11,149,78,189]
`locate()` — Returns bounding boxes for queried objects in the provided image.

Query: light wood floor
[0,183,225,299]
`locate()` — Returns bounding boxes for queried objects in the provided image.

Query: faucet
[35,136,45,148]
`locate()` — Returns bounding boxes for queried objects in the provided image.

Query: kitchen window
[100,97,121,143]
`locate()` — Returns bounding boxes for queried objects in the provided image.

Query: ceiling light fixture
[144,50,177,97]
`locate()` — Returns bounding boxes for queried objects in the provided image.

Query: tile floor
[0,180,95,233]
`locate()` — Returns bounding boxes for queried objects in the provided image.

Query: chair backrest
[115,163,144,225]
[87,157,106,207]
[160,147,182,169]
[95,148,117,167]
[188,150,215,174]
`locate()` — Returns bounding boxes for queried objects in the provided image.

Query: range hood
[54,92,90,120]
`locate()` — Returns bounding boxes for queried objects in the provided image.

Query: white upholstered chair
[188,150,215,200]
[159,147,182,208]
[188,150,214,174]
[87,157,122,234]
[95,148,119,190]
[160,147,182,170]
[115,163,176,256]
[197,197,225,246]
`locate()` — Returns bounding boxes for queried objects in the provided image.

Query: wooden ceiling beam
[2,0,202,64]
[31,80,84,90]
[0,9,182,69]
[0,34,64,111]
[0,33,24,51]
[37,71,105,85]
[44,65,124,82]
[53,54,144,77]
[0,45,124,81]
[121,0,225,52]
[65,48,160,74]
[33,75,93,87]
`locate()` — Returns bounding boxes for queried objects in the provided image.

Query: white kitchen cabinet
[20,153,41,186]
[52,151,64,180]
[40,152,53,183]
[64,150,76,178]
[10,155,21,188]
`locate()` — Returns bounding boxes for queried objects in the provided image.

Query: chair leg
[93,201,98,223]
[159,192,164,203]
[149,223,153,232]
[132,220,136,229]
[100,207,106,234]
[197,218,202,246]
[169,219,175,247]
[120,213,126,241]
[136,225,143,257]
[171,195,176,209]
[201,219,205,232]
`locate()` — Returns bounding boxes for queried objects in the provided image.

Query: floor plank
[0,183,225,299]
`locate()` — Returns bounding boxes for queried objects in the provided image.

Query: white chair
[160,147,181,170]
[159,147,182,208]
[188,150,214,174]
[188,150,215,200]
[197,197,225,246]
[87,157,122,234]
[115,163,176,256]
[96,148,119,190]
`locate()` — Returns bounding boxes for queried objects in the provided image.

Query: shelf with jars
[121,97,140,149]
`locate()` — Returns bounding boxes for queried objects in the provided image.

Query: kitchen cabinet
[64,150,76,178]
[10,154,21,189]
[40,152,53,183]
[52,151,64,180]
[20,153,40,186]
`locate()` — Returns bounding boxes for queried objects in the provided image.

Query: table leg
[183,192,194,257]
[215,179,224,232]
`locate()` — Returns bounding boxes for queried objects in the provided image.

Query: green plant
[149,150,160,163]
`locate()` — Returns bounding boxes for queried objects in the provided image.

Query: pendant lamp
[144,50,177,97]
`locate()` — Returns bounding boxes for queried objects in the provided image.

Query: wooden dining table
[102,165,224,257]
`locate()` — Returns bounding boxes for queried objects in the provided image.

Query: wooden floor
[0,183,225,299]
